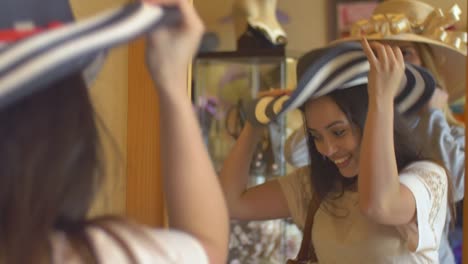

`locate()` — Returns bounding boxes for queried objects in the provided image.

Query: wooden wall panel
[70,0,177,227]
[125,0,194,228]
[126,38,165,227]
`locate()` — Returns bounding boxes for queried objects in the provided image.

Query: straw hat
[334,0,467,102]
[0,1,179,109]
[246,41,436,126]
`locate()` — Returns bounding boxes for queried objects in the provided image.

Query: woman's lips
[332,155,351,168]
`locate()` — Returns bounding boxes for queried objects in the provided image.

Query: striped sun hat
[0,1,179,109]
[247,41,436,126]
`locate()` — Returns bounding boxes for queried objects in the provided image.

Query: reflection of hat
[246,42,435,126]
[334,0,467,101]
[0,0,75,28]
[0,0,107,85]
[0,2,179,109]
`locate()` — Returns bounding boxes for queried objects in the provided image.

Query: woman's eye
[308,132,321,141]
[401,49,414,58]
[333,129,346,136]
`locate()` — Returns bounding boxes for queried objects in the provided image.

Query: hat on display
[0,0,180,109]
[334,0,467,102]
[246,41,436,126]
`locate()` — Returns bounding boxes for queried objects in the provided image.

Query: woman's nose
[319,138,337,157]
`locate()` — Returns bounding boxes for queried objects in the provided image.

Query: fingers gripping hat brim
[247,42,435,125]
[246,96,275,126]
[245,94,290,126]
[0,3,180,109]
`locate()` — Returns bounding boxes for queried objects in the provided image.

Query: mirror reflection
[193,0,466,263]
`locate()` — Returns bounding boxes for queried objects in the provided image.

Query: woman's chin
[339,168,358,178]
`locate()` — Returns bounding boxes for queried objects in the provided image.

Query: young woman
[220,38,455,263]
[0,0,228,263]
[285,1,466,262]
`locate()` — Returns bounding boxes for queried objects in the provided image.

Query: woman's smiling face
[304,96,361,177]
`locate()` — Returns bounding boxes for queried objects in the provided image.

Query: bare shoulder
[51,221,208,264]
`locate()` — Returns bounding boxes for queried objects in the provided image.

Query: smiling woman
[219,41,455,263]
[303,95,361,178]
[284,0,466,262]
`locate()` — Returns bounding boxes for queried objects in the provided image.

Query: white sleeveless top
[51,223,208,264]
[278,161,448,264]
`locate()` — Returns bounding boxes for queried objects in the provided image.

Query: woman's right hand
[360,37,405,107]
[144,0,204,92]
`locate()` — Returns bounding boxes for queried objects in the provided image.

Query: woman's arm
[219,122,291,221]
[358,38,416,225]
[145,0,228,263]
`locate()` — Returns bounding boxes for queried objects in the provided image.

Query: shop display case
[192,49,303,264]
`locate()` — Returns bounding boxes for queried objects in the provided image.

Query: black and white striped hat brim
[248,42,435,125]
[0,3,179,109]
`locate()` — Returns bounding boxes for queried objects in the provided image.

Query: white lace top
[278,161,448,264]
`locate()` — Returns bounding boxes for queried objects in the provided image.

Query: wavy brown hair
[0,73,104,263]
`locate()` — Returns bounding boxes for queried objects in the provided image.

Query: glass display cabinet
[192,49,303,264]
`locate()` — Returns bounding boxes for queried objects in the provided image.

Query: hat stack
[335,0,466,102]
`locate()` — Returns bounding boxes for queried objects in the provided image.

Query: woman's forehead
[304,97,348,127]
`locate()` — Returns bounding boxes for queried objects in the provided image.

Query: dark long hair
[301,85,455,222]
[0,73,103,263]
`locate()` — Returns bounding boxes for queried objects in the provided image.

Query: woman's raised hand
[144,0,205,92]
[361,37,405,106]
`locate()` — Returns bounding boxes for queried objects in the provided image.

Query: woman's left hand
[361,38,405,105]
[145,0,205,91]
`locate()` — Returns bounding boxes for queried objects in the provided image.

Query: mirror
[193,0,467,263]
